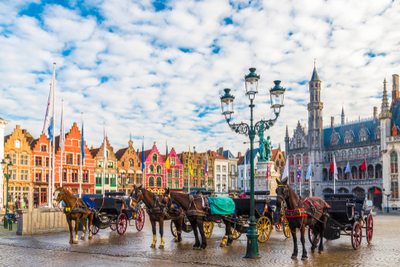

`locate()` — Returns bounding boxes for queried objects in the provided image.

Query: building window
[201,169,205,176]
[83,170,89,183]
[356,149,361,159]
[149,165,154,174]
[108,161,114,169]
[149,177,154,187]
[110,174,116,186]
[345,138,351,144]
[35,157,42,166]
[157,165,162,174]
[127,173,134,184]
[184,179,188,187]
[391,151,398,174]
[66,154,73,165]
[72,170,78,182]
[35,172,42,182]
[136,173,142,185]
[174,169,179,178]
[184,168,188,176]
[77,154,81,165]
[45,157,49,167]
[290,172,294,184]
[296,155,301,165]
[41,145,47,152]
[129,159,134,167]
[289,156,294,166]
[193,169,198,176]
[171,158,176,165]
[217,165,221,172]
[152,154,157,163]
[222,166,226,172]
[175,180,179,189]
[391,180,399,199]
[96,173,102,186]
[167,180,172,188]
[105,174,109,184]
[341,152,346,161]
[304,154,309,164]
[121,161,125,167]
[63,169,67,182]
[168,170,172,178]
[363,149,369,158]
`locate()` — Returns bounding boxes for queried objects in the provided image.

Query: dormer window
[15,140,21,148]
[345,138,351,144]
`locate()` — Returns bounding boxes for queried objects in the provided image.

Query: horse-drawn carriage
[308,193,373,250]
[91,192,145,235]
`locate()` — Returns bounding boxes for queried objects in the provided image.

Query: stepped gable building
[221,148,239,193]
[161,147,183,191]
[272,147,286,176]
[115,139,143,195]
[139,142,166,194]
[3,125,33,204]
[30,133,51,206]
[90,137,118,194]
[178,148,212,191]
[285,66,383,207]
[53,123,95,194]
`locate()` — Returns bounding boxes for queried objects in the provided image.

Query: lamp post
[1,155,13,229]
[384,193,390,213]
[220,68,285,258]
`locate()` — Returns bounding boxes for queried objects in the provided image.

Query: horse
[275,178,328,260]
[131,185,184,248]
[162,188,233,250]
[53,187,94,244]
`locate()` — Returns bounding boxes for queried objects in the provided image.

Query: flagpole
[333,155,336,194]
[48,130,51,207]
[60,100,63,187]
[310,163,312,197]
[188,146,191,194]
[205,149,208,191]
[79,113,83,198]
[103,123,106,197]
[51,63,56,205]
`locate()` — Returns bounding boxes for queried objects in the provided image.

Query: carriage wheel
[91,225,99,235]
[110,220,117,231]
[135,208,145,231]
[351,221,362,250]
[366,214,373,244]
[117,213,128,235]
[308,227,320,244]
[231,227,241,240]
[256,216,272,243]
[203,221,214,238]
[283,217,292,238]
[170,220,177,237]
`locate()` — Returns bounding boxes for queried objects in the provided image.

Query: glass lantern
[245,68,260,100]
[270,80,285,114]
[220,88,235,122]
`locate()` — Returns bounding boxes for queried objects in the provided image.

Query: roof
[392,100,400,128]
[222,150,235,159]
[30,138,39,150]
[323,119,379,146]
[237,155,245,165]
[311,67,320,81]
[271,148,279,161]
[211,151,226,160]
[238,148,259,165]
[138,149,152,161]
[115,147,128,160]
[90,148,100,158]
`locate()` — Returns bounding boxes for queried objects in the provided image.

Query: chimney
[22,129,27,134]
[331,117,334,128]
[217,147,223,156]
[373,107,378,121]
[193,146,196,153]
[393,74,399,106]
[91,145,93,150]
[238,152,242,158]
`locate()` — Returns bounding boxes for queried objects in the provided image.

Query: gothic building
[285,66,383,207]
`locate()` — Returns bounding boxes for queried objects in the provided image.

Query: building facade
[90,137,118,194]
[285,66,383,207]
[140,143,166,194]
[237,149,260,192]
[115,139,142,195]
[212,151,228,195]
[222,149,239,192]
[163,148,183,190]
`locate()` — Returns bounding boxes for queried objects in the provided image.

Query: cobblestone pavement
[0,215,399,267]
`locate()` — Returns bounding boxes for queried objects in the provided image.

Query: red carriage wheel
[91,225,99,235]
[110,220,117,231]
[308,227,320,244]
[117,213,128,235]
[136,208,145,231]
[366,214,373,244]
[351,221,362,250]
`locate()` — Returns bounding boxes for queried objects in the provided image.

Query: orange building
[53,123,95,194]
[30,133,51,205]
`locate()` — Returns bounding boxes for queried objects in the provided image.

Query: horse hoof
[291,256,297,259]
[192,247,198,250]
[81,237,85,240]
[318,250,324,254]
[301,256,308,260]
[73,241,78,244]
[199,247,205,250]
[311,249,315,253]
[159,245,164,249]
[150,244,156,248]
[69,240,73,244]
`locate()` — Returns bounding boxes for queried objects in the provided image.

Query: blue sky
[1,0,399,155]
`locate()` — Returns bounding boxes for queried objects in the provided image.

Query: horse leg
[190,218,200,249]
[291,229,298,259]
[88,213,93,240]
[174,218,183,242]
[74,218,79,244]
[159,217,165,249]
[310,225,317,253]
[150,219,157,248]
[226,220,233,245]
[81,217,86,240]
[67,216,73,244]
[197,218,206,250]
[300,223,307,260]
[319,217,327,253]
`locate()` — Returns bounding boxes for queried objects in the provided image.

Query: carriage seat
[305,197,331,210]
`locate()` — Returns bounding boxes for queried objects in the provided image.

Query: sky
[1,0,400,156]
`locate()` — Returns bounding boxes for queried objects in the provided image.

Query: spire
[285,125,289,137]
[311,60,320,81]
[341,103,345,125]
[128,133,133,147]
[382,78,390,112]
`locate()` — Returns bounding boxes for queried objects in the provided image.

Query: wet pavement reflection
[0,214,399,266]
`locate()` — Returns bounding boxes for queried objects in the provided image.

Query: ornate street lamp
[1,155,13,229]
[220,68,285,258]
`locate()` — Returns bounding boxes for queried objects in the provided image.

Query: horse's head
[130,185,143,208]
[53,186,65,207]
[275,177,289,210]
[161,188,173,210]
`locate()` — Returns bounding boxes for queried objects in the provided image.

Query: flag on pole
[141,137,145,172]
[81,121,85,161]
[165,142,170,174]
[345,161,351,173]
[282,161,288,179]
[188,146,193,176]
[103,125,107,167]
[266,162,270,181]
[330,156,338,180]
[48,119,53,142]
[374,188,380,194]
[43,83,54,136]
[297,164,302,181]
[305,162,312,181]
[361,159,367,171]
[205,152,209,178]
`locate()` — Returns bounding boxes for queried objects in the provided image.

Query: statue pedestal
[255,161,279,196]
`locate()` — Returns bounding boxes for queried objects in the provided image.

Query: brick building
[139,143,166,194]
[162,147,183,191]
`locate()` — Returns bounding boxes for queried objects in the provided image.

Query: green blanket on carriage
[207,197,235,215]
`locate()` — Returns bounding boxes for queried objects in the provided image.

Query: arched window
[391,151,398,174]
[341,151,346,161]
[359,166,365,179]
[367,165,374,179]
[304,154,308,164]
[157,165,162,174]
[363,148,369,158]
[323,169,328,181]
[149,176,154,187]
[351,166,357,180]
[296,155,301,165]
[327,153,332,162]
[289,156,294,165]
[152,153,157,163]
[297,138,302,148]
[375,164,382,178]
[356,149,361,159]
[129,159,134,167]
[156,177,162,187]
[149,165,154,174]
[349,150,353,160]
[338,168,342,180]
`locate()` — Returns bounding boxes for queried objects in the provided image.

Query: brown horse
[275,178,328,260]
[53,187,94,244]
[162,188,233,250]
[131,185,184,248]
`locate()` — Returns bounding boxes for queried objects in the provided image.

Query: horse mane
[285,184,299,210]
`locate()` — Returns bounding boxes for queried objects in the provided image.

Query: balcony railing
[320,178,383,187]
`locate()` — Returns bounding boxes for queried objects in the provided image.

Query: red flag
[361,160,367,171]
[329,162,334,173]
[374,188,380,194]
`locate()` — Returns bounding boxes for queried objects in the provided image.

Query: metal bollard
[8,218,12,230]
[3,216,8,229]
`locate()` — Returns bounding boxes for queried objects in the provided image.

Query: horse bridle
[277,184,289,202]
[161,192,173,213]
[130,189,143,210]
